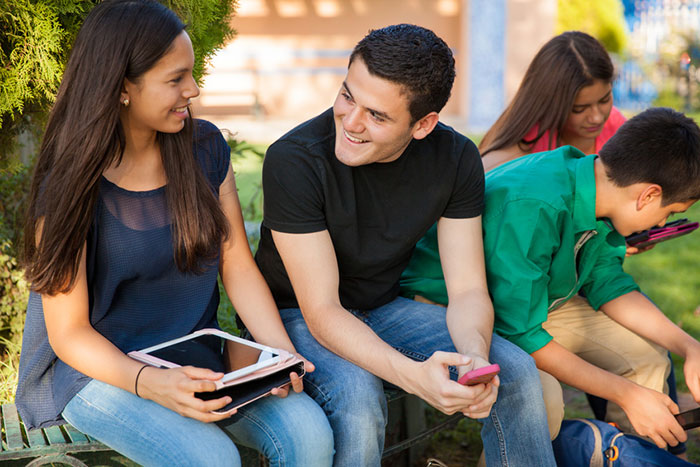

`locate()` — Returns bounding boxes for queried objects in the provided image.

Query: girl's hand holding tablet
[136,365,236,422]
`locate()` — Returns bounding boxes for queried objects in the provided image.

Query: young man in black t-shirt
[255,24,555,466]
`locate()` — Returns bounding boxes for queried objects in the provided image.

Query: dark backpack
[552,418,696,466]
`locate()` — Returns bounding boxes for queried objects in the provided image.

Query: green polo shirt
[400,146,640,354]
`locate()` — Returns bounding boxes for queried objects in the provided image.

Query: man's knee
[630,344,671,393]
[327,376,386,422]
[491,336,540,389]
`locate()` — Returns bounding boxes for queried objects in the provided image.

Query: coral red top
[524,106,626,154]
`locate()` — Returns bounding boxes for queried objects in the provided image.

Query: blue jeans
[62,379,334,466]
[281,296,556,467]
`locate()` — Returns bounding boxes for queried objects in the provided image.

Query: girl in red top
[480,31,625,172]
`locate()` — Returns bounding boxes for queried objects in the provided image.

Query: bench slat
[1,404,26,451]
[44,425,67,445]
[64,424,90,444]
[26,428,47,448]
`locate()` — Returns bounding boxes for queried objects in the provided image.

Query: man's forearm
[446,289,493,359]
[303,302,419,389]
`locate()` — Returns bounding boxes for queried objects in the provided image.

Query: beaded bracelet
[134,364,149,398]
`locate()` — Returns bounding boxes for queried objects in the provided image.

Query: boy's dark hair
[349,24,455,124]
[599,107,700,204]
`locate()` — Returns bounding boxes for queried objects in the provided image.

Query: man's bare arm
[438,216,493,360]
[271,229,490,415]
[438,216,499,417]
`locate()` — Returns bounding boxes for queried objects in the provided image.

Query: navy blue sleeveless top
[16,120,230,429]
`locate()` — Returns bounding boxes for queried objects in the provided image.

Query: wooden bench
[0,402,266,466]
[0,403,111,466]
[1,395,460,466]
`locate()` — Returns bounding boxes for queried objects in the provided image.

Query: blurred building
[616,0,700,110]
[192,0,556,141]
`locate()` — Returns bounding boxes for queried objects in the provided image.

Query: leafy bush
[0,241,28,347]
[227,138,265,221]
[0,1,93,165]
[0,336,21,404]
[557,0,627,54]
[0,163,31,347]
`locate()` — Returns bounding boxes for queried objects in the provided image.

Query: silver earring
[122,98,129,107]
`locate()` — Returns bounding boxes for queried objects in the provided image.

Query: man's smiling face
[332,57,419,167]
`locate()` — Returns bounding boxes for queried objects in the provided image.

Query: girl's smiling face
[121,30,200,138]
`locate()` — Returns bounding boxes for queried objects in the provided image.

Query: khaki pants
[538,295,670,440]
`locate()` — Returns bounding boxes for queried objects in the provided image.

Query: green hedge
[0,164,31,402]
[0,163,31,346]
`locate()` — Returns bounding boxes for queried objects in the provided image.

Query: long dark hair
[480,31,614,156]
[24,0,228,295]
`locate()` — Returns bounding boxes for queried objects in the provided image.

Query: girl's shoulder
[192,119,230,186]
[193,119,226,146]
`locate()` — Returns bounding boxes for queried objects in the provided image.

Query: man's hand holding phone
[404,352,498,418]
[458,363,501,386]
[456,357,500,419]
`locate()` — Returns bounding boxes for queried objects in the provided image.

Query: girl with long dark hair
[15,1,333,465]
[480,31,625,172]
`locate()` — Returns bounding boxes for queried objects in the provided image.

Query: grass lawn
[232,148,700,466]
[230,142,266,222]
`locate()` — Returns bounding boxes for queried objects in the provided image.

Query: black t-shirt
[255,108,484,310]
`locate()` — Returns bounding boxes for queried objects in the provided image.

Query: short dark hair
[349,24,455,124]
[599,107,700,204]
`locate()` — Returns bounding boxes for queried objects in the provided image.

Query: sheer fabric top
[16,119,231,429]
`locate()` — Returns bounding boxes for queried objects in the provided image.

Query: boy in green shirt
[402,107,700,449]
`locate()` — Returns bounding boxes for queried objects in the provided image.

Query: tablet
[625,218,698,249]
[128,328,284,388]
[675,407,700,431]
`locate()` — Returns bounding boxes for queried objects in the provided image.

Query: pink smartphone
[458,363,501,386]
